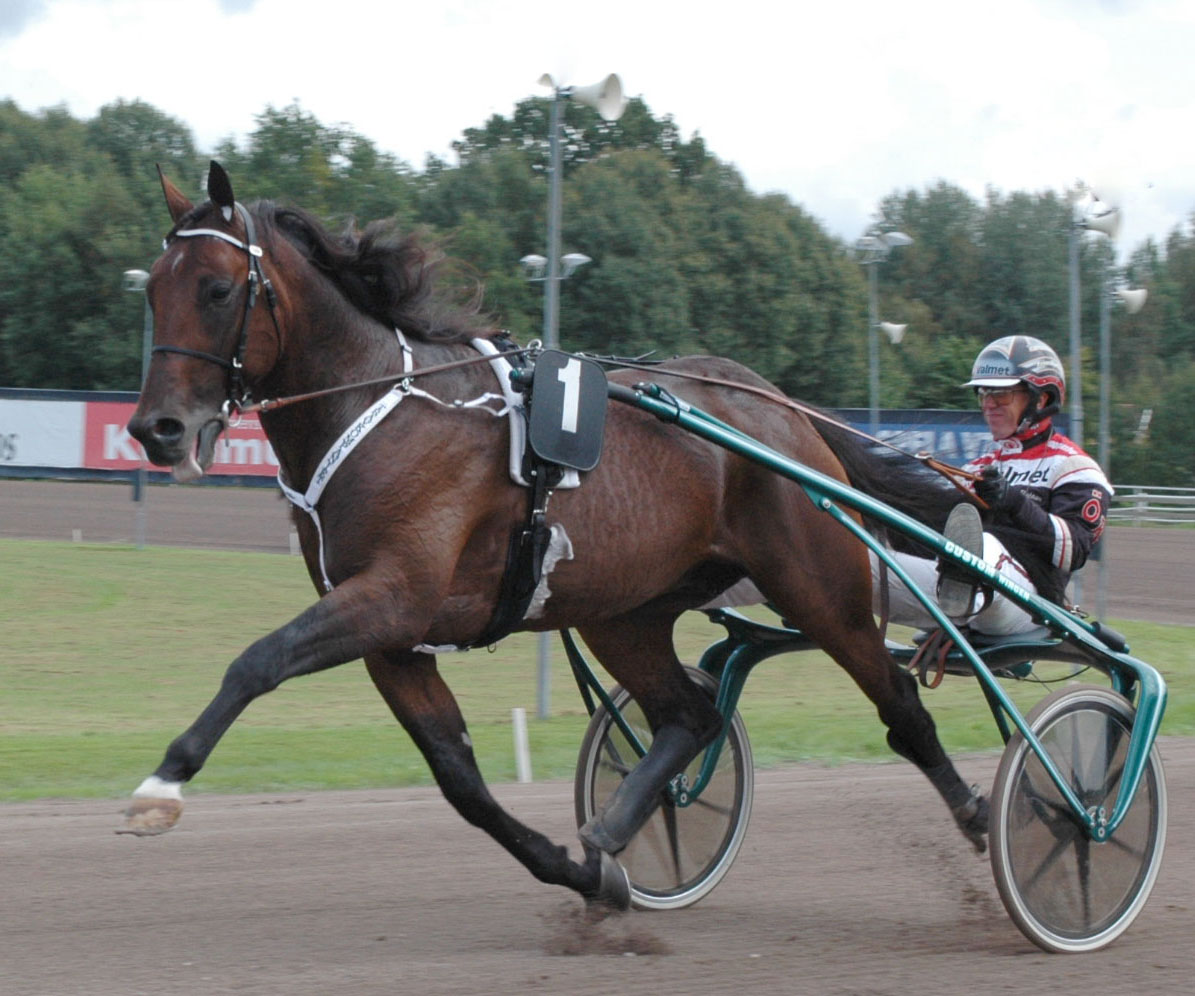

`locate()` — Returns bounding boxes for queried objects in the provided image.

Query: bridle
[154,202,281,413]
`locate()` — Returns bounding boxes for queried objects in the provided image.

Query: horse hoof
[117,797,183,836]
[587,851,631,913]
[954,789,989,854]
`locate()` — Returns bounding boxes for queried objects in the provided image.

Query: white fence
[1109,485,1195,525]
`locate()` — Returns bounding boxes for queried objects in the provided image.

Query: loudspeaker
[879,322,907,344]
[1116,287,1148,314]
[568,73,626,121]
[1084,208,1121,238]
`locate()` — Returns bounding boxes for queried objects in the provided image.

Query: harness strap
[277,333,524,597]
[908,628,954,689]
[278,328,414,592]
[462,462,561,650]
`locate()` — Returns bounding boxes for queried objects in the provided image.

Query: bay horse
[123,161,985,908]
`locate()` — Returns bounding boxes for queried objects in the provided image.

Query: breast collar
[277,332,574,593]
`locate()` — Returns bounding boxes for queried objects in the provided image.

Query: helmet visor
[963,375,1023,389]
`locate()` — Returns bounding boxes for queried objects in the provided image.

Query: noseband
[154,202,280,411]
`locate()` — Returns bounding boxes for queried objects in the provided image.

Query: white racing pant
[870,533,1041,636]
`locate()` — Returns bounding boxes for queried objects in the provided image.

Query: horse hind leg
[572,614,723,856]
[763,564,988,851]
[830,629,987,849]
[364,650,629,909]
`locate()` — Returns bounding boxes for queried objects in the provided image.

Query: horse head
[127,161,283,482]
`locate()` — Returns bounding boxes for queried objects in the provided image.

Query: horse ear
[206,160,236,223]
[157,164,193,224]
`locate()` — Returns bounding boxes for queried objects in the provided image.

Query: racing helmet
[964,335,1065,423]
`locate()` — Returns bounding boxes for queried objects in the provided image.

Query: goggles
[975,385,1027,406]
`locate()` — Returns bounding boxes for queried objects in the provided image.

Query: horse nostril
[151,418,186,446]
[152,416,185,442]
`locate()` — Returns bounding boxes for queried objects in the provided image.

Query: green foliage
[0,161,145,387]
[1,95,1195,473]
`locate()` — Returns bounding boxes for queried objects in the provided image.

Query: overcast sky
[2,0,1192,259]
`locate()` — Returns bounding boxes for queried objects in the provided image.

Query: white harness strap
[278,329,414,592]
[278,332,541,594]
[279,332,580,599]
[470,337,580,490]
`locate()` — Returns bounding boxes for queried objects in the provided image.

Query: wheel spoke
[1105,834,1148,860]
[990,686,1166,953]
[597,752,632,779]
[576,666,754,911]
[686,794,735,818]
[661,800,684,887]
[1020,819,1083,887]
[1076,833,1093,931]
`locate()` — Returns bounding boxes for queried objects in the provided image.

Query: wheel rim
[992,687,1166,951]
[578,669,753,909]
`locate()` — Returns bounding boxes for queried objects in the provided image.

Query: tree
[87,99,203,217]
[0,163,145,388]
[0,101,90,184]
[451,96,710,182]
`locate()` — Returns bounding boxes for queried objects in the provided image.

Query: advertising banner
[0,398,86,468]
[82,401,277,477]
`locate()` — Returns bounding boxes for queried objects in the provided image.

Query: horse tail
[809,415,968,554]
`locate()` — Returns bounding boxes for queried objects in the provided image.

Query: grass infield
[2,539,1191,801]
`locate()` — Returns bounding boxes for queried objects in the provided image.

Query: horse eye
[208,280,234,304]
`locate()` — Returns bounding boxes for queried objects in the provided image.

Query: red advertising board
[83,401,278,477]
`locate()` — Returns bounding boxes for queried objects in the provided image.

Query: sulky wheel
[574,666,753,910]
[989,684,1167,953]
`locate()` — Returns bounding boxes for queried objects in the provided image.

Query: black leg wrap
[929,762,989,853]
[578,724,700,855]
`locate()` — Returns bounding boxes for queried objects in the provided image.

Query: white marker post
[512,707,532,784]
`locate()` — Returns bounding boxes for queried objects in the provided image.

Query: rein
[588,356,983,496]
[238,348,533,416]
[156,204,975,495]
[241,336,979,497]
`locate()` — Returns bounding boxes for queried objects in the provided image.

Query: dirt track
[2,479,1193,994]
[2,742,1193,996]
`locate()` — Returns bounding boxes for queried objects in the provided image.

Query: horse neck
[256,284,485,489]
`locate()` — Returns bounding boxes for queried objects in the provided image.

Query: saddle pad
[470,338,580,489]
[526,350,607,472]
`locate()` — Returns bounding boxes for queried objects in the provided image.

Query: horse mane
[255,201,499,344]
[811,415,969,556]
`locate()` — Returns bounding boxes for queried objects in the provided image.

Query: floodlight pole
[855,232,912,437]
[544,87,564,349]
[123,269,152,549]
[1068,221,1084,448]
[1096,254,1112,620]
[1067,192,1118,611]
[1068,196,1119,449]
[528,73,623,720]
[867,261,880,436]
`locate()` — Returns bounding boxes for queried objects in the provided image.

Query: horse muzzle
[127,409,228,483]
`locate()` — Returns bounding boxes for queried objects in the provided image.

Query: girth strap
[462,462,561,650]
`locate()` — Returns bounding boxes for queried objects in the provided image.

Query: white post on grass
[512,707,532,784]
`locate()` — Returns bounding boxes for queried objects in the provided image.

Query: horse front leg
[119,580,407,836]
[571,616,723,857]
[364,651,630,908]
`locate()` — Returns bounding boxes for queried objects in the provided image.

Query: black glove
[974,467,1013,511]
